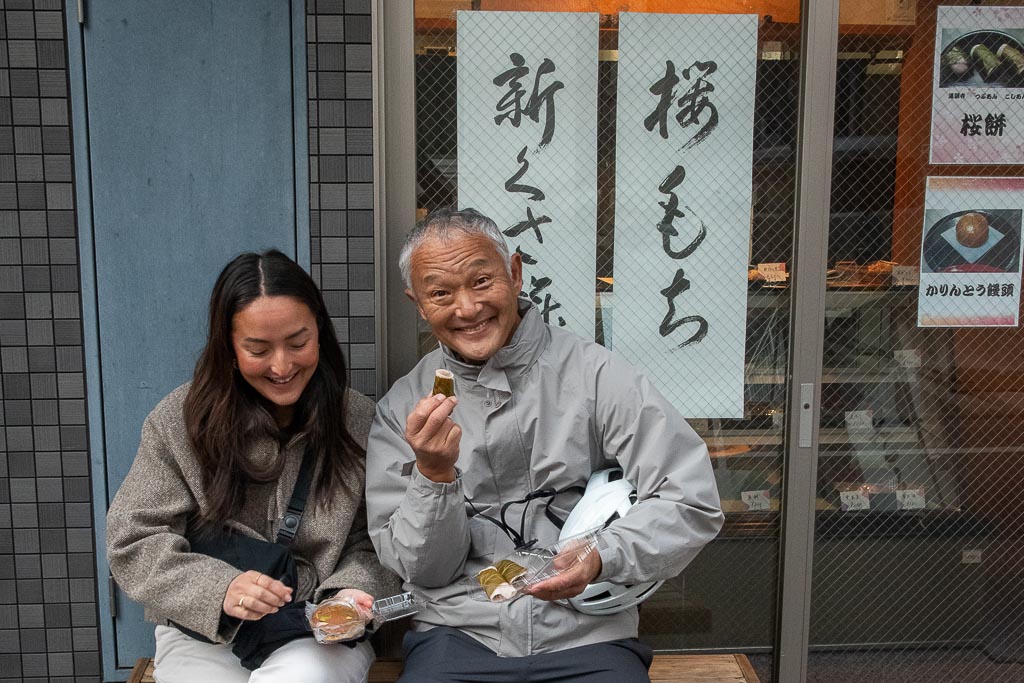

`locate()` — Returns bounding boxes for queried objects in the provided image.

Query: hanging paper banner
[612,12,757,418]
[919,176,1024,327]
[931,6,1024,165]
[457,11,598,339]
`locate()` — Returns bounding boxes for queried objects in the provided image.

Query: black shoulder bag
[175,444,318,670]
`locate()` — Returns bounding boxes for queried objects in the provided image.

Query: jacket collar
[438,299,549,393]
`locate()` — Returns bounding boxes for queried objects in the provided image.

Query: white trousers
[153,624,375,683]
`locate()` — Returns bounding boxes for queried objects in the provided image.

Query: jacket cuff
[198,564,244,643]
[595,532,623,583]
[409,464,463,495]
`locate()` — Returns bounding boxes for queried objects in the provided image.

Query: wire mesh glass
[808,1,1024,681]
[412,1,800,658]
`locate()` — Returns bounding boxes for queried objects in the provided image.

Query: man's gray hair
[399,207,512,289]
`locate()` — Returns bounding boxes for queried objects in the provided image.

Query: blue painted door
[71,1,308,677]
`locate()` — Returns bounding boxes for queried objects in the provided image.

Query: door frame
[66,2,311,678]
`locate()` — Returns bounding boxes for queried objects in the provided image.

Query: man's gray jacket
[366,302,723,656]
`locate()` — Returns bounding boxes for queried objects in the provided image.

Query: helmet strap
[464,483,585,550]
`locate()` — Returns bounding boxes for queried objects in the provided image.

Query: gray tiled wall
[0,1,102,681]
[307,0,378,398]
[0,0,378,680]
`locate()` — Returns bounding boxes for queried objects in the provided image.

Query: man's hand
[524,547,603,602]
[404,393,461,483]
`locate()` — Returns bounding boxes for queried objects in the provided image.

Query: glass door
[807,1,1024,680]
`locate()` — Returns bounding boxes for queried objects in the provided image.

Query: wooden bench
[130,653,759,682]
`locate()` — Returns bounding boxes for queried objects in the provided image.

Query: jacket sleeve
[365,397,471,588]
[106,413,243,643]
[592,353,724,585]
[314,498,403,603]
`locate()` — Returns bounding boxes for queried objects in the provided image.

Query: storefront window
[410,1,800,664]
[397,1,1024,679]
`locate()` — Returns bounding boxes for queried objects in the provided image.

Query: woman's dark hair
[183,249,363,527]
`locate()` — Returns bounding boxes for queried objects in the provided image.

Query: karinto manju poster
[456,11,598,339]
[918,177,1024,327]
[612,12,757,418]
[931,6,1024,164]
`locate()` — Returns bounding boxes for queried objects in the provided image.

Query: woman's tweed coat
[106,384,399,643]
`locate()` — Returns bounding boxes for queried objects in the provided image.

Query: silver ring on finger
[238,595,247,609]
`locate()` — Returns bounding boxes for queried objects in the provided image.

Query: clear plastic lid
[372,591,422,622]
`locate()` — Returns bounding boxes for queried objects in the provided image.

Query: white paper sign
[457,11,598,339]
[741,490,771,512]
[931,6,1024,165]
[896,488,927,510]
[757,263,788,282]
[844,409,875,431]
[892,265,920,286]
[894,349,922,368]
[612,13,757,418]
[918,177,1024,327]
[840,490,871,511]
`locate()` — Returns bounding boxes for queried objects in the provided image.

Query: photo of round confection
[955,212,989,248]
[921,209,1022,274]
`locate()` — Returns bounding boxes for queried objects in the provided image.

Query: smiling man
[365,208,723,682]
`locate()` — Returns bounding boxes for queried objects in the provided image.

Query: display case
[707,283,964,521]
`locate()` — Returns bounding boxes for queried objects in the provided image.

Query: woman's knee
[252,638,375,683]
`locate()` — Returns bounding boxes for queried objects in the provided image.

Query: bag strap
[275,442,316,546]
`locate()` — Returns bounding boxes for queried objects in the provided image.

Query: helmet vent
[586,589,614,602]
[629,492,638,504]
[607,511,620,524]
[608,469,624,482]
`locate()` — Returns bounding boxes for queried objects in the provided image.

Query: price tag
[896,488,926,510]
[741,490,771,512]
[894,349,922,369]
[840,490,871,511]
[757,262,787,282]
[844,409,874,431]
[892,265,919,286]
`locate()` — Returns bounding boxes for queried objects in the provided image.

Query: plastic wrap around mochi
[464,529,600,603]
[306,592,422,644]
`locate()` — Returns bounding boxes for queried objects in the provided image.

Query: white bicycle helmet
[559,468,664,616]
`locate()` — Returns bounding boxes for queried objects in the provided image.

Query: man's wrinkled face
[406,234,522,363]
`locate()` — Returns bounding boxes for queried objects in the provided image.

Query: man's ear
[510,250,523,291]
[405,288,427,320]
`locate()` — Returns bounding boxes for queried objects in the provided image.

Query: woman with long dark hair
[107,250,396,682]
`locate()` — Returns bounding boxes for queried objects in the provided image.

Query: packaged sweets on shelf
[306,591,422,644]
[464,529,600,603]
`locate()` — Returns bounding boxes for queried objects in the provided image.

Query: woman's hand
[308,588,376,643]
[332,587,375,613]
[222,570,293,621]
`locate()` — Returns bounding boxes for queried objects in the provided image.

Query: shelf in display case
[745,366,914,385]
[702,426,920,448]
[717,507,989,540]
[747,287,917,309]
